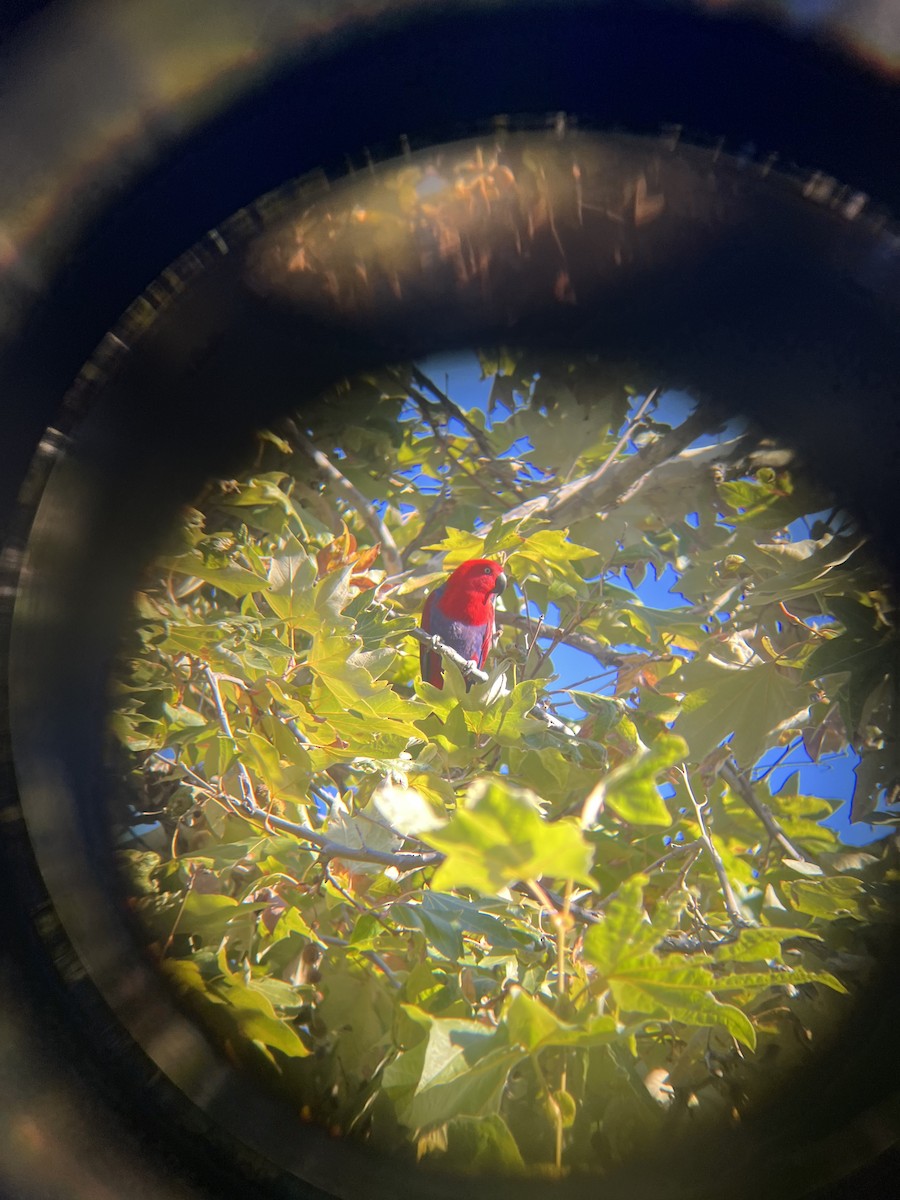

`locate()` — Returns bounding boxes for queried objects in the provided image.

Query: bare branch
[681,765,753,928]
[411,392,510,506]
[317,933,402,989]
[409,626,490,685]
[409,365,522,485]
[204,667,258,810]
[200,668,439,869]
[719,758,815,865]
[400,481,455,561]
[513,881,601,926]
[579,387,660,492]
[595,840,702,910]
[503,404,716,526]
[287,421,404,577]
[496,611,649,669]
[218,790,442,870]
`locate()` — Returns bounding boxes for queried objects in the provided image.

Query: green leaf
[508,529,596,599]
[673,662,810,766]
[157,552,267,598]
[462,679,544,745]
[161,701,207,729]
[612,955,756,1049]
[712,927,813,964]
[392,892,532,961]
[786,876,864,920]
[711,967,847,996]
[581,879,661,972]
[179,892,241,940]
[264,541,317,620]
[228,1004,311,1058]
[372,783,446,836]
[585,734,684,827]
[424,779,595,895]
[504,988,617,1051]
[435,1114,526,1174]
[383,1005,524,1131]
[583,881,756,1048]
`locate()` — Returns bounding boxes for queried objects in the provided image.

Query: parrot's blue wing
[420,584,494,690]
[419,585,445,687]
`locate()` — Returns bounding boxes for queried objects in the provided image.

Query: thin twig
[584,388,660,490]
[410,627,579,737]
[222,790,441,869]
[323,863,396,932]
[287,421,403,577]
[594,840,701,910]
[410,369,497,458]
[204,666,258,810]
[317,933,402,989]
[409,627,490,685]
[513,881,601,926]
[751,736,802,786]
[680,765,752,928]
[720,758,814,865]
[163,869,197,953]
[524,877,558,915]
[412,393,509,505]
[520,581,544,657]
[777,601,827,640]
[549,667,618,693]
[496,612,645,668]
[503,403,715,526]
[400,481,455,562]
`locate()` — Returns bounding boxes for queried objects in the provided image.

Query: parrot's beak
[493,572,508,596]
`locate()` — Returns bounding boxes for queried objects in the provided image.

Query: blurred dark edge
[2,3,900,1199]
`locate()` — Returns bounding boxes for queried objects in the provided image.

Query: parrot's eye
[483,566,493,575]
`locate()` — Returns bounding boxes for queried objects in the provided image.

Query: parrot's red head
[438,559,508,622]
[420,558,508,688]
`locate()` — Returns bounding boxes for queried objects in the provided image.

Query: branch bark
[503,405,716,526]
[287,421,404,577]
[409,626,490,685]
[496,611,650,668]
[720,758,815,865]
[201,668,438,869]
[681,765,753,928]
[409,365,522,487]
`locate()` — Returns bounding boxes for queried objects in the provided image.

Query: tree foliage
[113,352,900,1177]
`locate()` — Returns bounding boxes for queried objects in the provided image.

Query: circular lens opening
[10,126,900,1199]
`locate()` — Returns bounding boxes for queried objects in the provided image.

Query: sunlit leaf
[424,779,595,894]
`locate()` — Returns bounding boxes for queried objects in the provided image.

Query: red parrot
[420,559,508,690]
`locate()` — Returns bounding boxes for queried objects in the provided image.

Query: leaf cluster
[112,351,900,1176]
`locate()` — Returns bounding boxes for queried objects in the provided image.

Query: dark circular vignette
[2,6,900,1200]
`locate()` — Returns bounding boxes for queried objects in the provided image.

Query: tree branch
[204,667,258,811]
[409,626,490,685]
[503,405,716,526]
[409,365,523,489]
[411,391,511,506]
[719,758,814,865]
[496,611,650,669]
[287,421,404,577]
[409,627,578,736]
[513,881,601,927]
[681,765,753,928]
[576,386,659,492]
[594,840,702,910]
[201,668,438,869]
[219,791,442,870]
